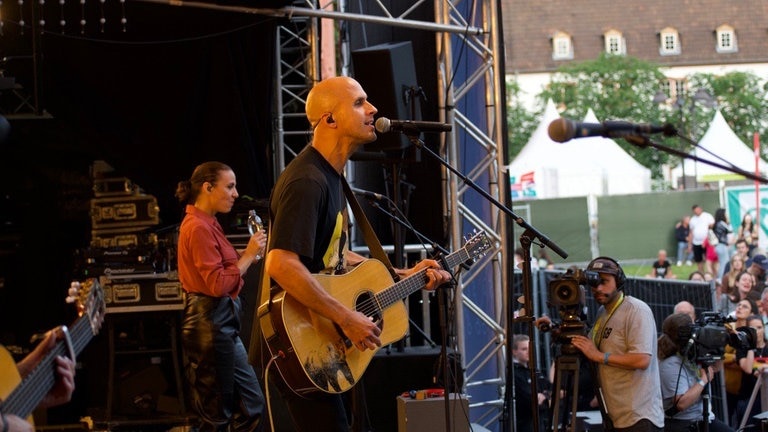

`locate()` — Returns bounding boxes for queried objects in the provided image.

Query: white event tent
[670,110,768,186]
[507,100,652,199]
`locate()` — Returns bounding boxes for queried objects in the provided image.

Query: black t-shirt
[269,146,347,273]
[675,224,689,242]
[653,260,671,278]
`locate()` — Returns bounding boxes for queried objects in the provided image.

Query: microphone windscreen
[547,118,574,143]
[374,117,391,133]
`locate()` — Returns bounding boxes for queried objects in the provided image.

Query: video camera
[679,312,757,366]
[542,268,600,353]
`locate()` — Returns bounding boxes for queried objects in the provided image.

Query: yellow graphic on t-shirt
[323,212,346,271]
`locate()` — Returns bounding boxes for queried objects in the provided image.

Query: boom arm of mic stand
[623,134,768,184]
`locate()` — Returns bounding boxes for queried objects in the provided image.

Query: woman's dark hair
[715,208,726,223]
[658,313,693,359]
[175,161,231,204]
[742,213,754,230]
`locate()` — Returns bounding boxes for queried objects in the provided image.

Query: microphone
[547,118,676,143]
[375,117,452,134]
[350,187,386,201]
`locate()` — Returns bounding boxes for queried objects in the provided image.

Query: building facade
[502,0,768,107]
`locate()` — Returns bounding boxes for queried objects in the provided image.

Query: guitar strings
[353,269,430,319]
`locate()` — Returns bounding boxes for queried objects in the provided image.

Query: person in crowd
[689,204,715,273]
[738,213,760,257]
[760,288,768,332]
[722,299,759,426]
[721,255,746,304]
[688,271,706,282]
[675,216,693,267]
[175,161,267,432]
[568,257,664,431]
[712,208,733,279]
[723,239,749,275]
[1,329,76,432]
[512,334,550,432]
[734,314,768,430]
[649,249,675,279]
[658,313,732,432]
[719,271,756,317]
[673,300,697,322]
[746,254,768,294]
[261,76,452,431]
[514,247,539,271]
[703,236,719,278]
[537,249,555,270]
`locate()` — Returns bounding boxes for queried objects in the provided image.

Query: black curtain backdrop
[0,2,278,347]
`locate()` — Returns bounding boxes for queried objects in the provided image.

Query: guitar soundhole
[356,291,382,329]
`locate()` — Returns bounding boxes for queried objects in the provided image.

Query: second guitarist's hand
[19,329,77,409]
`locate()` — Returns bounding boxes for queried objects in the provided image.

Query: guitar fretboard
[1,313,93,417]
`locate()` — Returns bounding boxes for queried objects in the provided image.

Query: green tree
[536,53,670,178]
[506,79,539,163]
[687,71,768,156]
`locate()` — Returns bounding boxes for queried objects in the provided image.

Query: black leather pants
[182,293,265,432]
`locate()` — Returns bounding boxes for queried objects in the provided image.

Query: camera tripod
[551,350,611,432]
[551,353,582,432]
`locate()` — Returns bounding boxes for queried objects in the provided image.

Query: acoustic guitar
[0,279,105,421]
[260,231,491,396]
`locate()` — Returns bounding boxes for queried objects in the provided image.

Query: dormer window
[552,31,573,60]
[604,30,626,55]
[716,24,737,53]
[659,27,681,55]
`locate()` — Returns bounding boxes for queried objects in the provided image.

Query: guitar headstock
[66,279,106,336]
[462,231,492,263]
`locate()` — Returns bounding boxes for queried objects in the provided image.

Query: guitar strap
[340,177,400,282]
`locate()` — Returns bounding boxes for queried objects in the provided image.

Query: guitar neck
[374,247,468,310]
[1,315,92,418]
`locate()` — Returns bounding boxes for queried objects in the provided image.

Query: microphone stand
[403,132,568,432]
[622,132,768,184]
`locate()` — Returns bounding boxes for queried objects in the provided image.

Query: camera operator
[734,314,767,429]
[569,257,664,432]
[658,313,733,432]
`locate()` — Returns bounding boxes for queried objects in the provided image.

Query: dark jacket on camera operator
[658,313,733,432]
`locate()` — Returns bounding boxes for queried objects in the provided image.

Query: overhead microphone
[547,118,677,143]
[375,117,452,134]
[350,187,386,201]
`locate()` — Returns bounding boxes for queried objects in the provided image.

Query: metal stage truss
[270,2,510,430]
[147,0,512,429]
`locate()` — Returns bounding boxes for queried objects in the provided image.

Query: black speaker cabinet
[352,41,421,153]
